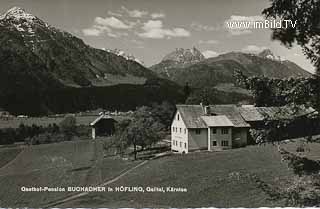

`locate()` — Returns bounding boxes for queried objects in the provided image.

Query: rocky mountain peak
[0,7,48,30]
[162,47,205,63]
[1,7,36,21]
[258,49,277,60]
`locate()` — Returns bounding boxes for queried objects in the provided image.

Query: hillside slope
[0,7,157,88]
[151,50,311,89]
[0,7,184,115]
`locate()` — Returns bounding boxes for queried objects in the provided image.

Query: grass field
[280,139,320,161]
[0,147,22,168]
[59,144,295,208]
[0,139,140,207]
[0,115,130,129]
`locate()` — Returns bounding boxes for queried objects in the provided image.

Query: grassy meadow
[59,144,295,208]
[0,139,140,207]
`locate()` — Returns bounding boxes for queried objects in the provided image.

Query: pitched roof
[209,105,250,128]
[201,115,234,127]
[176,105,207,128]
[238,105,317,122]
[90,114,114,126]
[176,104,250,128]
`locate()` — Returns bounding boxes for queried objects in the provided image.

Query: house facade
[171,104,317,153]
[171,104,250,153]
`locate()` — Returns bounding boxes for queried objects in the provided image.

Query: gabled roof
[201,115,234,127]
[176,105,207,128]
[90,114,114,126]
[209,105,250,128]
[176,104,250,128]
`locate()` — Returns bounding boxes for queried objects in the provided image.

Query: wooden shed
[90,114,117,139]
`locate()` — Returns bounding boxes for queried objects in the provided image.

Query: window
[180,128,182,133]
[221,141,229,146]
[172,127,175,132]
[175,127,177,132]
[184,128,186,134]
[212,141,217,146]
[221,128,229,135]
[177,114,180,120]
[184,143,187,148]
[195,129,201,135]
[212,128,217,134]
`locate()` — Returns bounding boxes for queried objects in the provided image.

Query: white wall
[210,127,232,151]
[171,111,188,153]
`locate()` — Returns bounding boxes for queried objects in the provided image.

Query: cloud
[227,15,264,22]
[138,20,190,39]
[202,50,219,58]
[107,11,122,17]
[198,40,219,45]
[151,12,166,19]
[191,22,220,31]
[121,6,148,18]
[82,15,136,37]
[94,16,132,29]
[82,28,103,36]
[224,15,264,36]
[241,45,267,53]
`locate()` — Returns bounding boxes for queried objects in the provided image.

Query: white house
[171,104,250,153]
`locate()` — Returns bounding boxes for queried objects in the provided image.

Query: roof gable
[90,114,114,126]
[176,105,207,128]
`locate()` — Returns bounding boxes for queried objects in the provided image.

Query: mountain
[258,49,278,60]
[162,47,205,63]
[0,7,184,115]
[103,48,144,66]
[150,47,205,77]
[151,50,312,88]
[0,7,157,88]
[151,49,312,105]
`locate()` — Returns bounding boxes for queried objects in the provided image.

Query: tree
[263,0,320,111]
[59,115,77,140]
[118,106,165,160]
[150,101,176,129]
[263,0,320,71]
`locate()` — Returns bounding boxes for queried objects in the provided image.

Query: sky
[0,0,315,72]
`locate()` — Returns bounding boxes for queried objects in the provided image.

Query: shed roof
[201,115,234,127]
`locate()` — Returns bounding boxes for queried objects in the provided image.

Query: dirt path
[0,148,25,170]
[43,151,170,207]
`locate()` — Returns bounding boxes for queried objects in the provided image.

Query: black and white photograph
[0,0,320,208]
